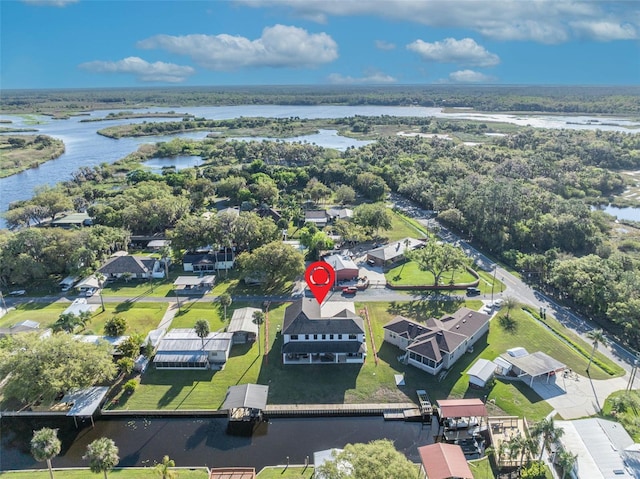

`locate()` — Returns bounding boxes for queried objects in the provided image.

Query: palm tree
[154,455,177,479]
[556,449,578,479]
[531,417,564,463]
[94,272,106,312]
[83,437,119,479]
[218,293,232,321]
[253,311,265,355]
[194,319,210,351]
[586,329,606,374]
[31,428,61,479]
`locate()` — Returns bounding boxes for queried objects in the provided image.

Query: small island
[0,134,65,178]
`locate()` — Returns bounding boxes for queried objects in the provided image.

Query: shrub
[104,316,127,336]
[117,357,134,376]
[521,461,546,479]
[123,379,138,394]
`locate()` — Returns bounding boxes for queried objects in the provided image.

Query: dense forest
[1,115,640,349]
[2,85,640,115]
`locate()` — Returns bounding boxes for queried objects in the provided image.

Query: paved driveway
[529,372,629,419]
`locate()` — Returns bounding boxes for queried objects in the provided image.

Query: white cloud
[448,69,494,83]
[137,25,338,70]
[79,57,195,83]
[328,70,397,84]
[237,0,638,43]
[21,0,77,5]
[407,38,499,67]
[375,40,396,51]
[570,20,637,41]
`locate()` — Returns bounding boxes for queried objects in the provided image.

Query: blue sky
[1,0,639,89]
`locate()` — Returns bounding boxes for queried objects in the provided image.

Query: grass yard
[108,303,286,410]
[385,211,428,242]
[468,457,496,479]
[110,296,620,420]
[0,468,209,478]
[256,467,314,479]
[386,261,477,287]
[0,302,67,329]
[169,301,232,330]
[602,389,640,441]
[80,301,167,336]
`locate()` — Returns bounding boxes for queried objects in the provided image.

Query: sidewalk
[157,301,179,330]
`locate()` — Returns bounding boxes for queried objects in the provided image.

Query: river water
[0,415,437,471]
[1,105,639,228]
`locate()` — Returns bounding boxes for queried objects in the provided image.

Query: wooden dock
[265,402,416,418]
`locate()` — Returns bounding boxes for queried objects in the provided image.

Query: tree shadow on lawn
[386,296,463,321]
[139,368,216,409]
[256,335,361,404]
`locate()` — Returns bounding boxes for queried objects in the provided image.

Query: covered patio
[500,350,566,387]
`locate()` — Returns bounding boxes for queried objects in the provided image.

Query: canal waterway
[1,105,639,228]
[0,415,437,471]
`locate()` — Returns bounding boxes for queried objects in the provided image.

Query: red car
[342,286,357,295]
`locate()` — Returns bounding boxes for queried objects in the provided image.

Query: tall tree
[586,328,606,374]
[83,437,119,479]
[0,332,117,405]
[531,418,564,463]
[556,450,578,479]
[406,240,467,286]
[353,203,392,236]
[218,293,232,321]
[31,428,61,479]
[316,439,416,479]
[194,319,210,351]
[503,296,520,320]
[236,241,305,288]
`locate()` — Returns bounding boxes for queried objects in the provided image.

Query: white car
[492,299,504,309]
[9,290,26,296]
[83,288,97,297]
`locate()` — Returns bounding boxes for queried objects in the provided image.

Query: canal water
[0,415,437,471]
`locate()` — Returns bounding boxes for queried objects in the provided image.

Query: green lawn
[602,389,640,441]
[469,457,496,479]
[80,301,167,336]
[0,468,209,478]
[385,211,428,242]
[109,303,286,410]
[386,261,477,287]
[109,297,620,420]
[257,466,314,479]
[0,302,67,329]
[169,301,228,330]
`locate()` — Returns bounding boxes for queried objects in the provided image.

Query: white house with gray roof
[282,299,366,364]
[383,308,490,375]
[97,253,164,280]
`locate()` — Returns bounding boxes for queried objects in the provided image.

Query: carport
[62,386,110,428]
[500,351,566,387]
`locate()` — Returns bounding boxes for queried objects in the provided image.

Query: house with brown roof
[282,299,366,364]
[383,308,490,375]
[417,443,473,479]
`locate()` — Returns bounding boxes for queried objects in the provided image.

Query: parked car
[466,287,481,296]
[492,298,504,308]
[9,290,26,296]
[342,286,357,295]
[83,288,97,297]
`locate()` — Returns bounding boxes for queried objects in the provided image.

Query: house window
[322,334,326,340]
[329,334,334,340]
[313,334,318,340]
[338,334,343,340]
[305,335,309,340]
[290,335,298,340]
[349,334,357,340]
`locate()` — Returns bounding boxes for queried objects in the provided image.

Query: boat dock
[265,403,416,418]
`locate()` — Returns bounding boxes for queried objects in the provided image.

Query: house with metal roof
[555,418,639,479]
[323,253,359,281]
[0,319,41,338]
[304,210,329,227]
[466,358,497,388]
[282,298,366,364]
[499,349,566,387]
[418,443,473,479]
[153,328,233,370]
[227,307,261,344]
[383,308,490,375]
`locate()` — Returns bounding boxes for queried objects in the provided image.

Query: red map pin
[305,261,336,305]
